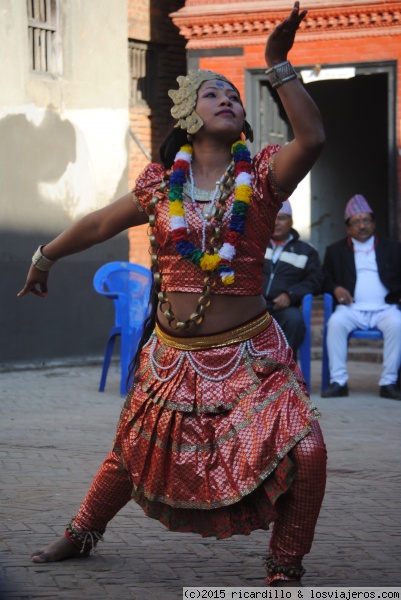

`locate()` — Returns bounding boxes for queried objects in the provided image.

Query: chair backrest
[94,261,153,393]
[94,260,152,326]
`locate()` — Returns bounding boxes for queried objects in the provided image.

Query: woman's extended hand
[17,265,49,298]
[265,1,307,67]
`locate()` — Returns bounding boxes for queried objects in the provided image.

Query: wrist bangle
[32,245,56,272]
[265,61,297,89]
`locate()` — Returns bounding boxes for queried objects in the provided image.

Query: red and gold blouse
[133,145,287,295]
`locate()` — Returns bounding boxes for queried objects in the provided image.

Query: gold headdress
[168,70,242,135]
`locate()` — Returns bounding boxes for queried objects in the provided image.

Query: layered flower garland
[168,139,252,285]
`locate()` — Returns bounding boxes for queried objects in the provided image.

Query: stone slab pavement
[0,359,400,599]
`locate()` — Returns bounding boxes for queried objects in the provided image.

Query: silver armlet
[32,245,56,272]
[265,61,297,89]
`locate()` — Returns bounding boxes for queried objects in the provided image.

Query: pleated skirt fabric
[113,317,320,539]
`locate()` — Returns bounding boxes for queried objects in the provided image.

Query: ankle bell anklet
[65,518,104,555]
[263,555,305,581]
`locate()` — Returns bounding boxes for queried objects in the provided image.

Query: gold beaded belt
[155,311,272,351]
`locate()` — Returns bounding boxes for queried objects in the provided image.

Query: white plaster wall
[0,0,131,364]
[38,107,129,220]
[0,0,28,105]
[0,0,129,231]
[0,103,128,229]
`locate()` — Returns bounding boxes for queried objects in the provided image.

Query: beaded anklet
[65,517,104,555]
[264,555,306,583]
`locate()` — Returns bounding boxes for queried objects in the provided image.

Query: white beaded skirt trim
[134,315,318,416]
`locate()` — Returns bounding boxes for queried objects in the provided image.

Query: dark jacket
[262,228,324,309]
[322,236,401,306]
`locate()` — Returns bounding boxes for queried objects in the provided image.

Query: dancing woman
[19,2,326,586]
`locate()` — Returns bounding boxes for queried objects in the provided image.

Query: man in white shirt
[322,194,401,400]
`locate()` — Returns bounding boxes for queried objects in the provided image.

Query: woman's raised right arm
[17,193,148,298]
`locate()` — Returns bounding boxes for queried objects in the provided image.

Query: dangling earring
[187,133,193,143]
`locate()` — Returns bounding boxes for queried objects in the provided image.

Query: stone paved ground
[0,359,400,599]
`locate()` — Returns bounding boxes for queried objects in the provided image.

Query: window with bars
[128,40,156,107]
[27,0,59,73]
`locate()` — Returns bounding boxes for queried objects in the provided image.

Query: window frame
[27,0,61,75]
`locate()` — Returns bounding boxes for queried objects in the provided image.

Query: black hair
[159,127,189,169]
[127,127,186,387]
[127,279,158,387]
[127,127,185,387]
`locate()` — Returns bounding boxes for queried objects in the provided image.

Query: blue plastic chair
[93,261,152,396]
[321,293,383,393]
[298,293,312,392]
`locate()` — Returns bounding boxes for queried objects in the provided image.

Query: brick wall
[128,0,186,267]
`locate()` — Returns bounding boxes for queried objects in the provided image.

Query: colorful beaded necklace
[168,139,252,285]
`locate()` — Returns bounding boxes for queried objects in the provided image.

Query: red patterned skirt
[113,311,320,539]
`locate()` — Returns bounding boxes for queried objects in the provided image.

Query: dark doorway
[246,62,397,259]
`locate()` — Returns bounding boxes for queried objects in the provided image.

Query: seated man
[322,194,401,400]
[262,200,323,359]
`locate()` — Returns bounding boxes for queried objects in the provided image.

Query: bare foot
[31,535,84,563]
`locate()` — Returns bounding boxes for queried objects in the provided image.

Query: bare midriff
[157,292,268,337]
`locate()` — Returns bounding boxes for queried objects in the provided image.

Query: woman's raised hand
[265,1,307,67]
